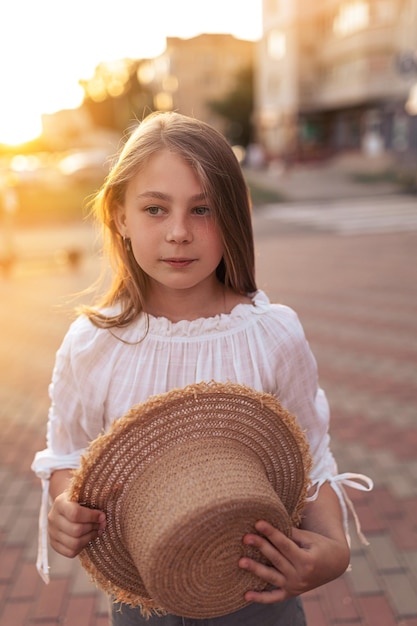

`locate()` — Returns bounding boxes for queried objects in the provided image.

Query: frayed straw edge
[70,380,312,503]
[78,550,166,618]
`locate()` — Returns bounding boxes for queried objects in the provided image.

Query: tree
[208,64,254,146]
[80,59,154,132]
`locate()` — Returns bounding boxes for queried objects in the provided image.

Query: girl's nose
[166,216,192,243]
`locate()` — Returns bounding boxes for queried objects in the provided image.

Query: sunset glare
[0,0,262,146]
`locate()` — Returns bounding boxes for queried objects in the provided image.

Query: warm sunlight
[0,0,262,146]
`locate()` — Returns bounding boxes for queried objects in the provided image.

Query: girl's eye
[193,206,210,216]
[146,206,163,216]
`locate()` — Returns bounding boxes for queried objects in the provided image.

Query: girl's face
[115,149,224,299]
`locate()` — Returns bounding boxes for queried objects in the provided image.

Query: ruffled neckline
[145,289,271,337]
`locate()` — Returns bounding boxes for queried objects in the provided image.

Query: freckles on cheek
[201,220,222,244]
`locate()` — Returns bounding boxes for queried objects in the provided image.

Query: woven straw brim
[69,381,312,618]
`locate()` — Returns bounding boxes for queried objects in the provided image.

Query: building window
[267,29,286,59]
[333,1,370,37]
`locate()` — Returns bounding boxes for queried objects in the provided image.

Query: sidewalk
[243,150,404,203]
[253,228,417,626]
[0,211,416,625]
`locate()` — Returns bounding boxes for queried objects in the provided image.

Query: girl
[32,111,371,626]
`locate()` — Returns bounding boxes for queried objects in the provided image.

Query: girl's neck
[144,281,250,323]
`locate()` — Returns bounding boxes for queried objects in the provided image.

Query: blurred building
[255,0,417,162]
[137,34,254,135]
[40,34,253,150]
[42,108,93,150]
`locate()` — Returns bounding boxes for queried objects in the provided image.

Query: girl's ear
[113,204,128,237]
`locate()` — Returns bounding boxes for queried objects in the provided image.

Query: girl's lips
[163,258,195,268]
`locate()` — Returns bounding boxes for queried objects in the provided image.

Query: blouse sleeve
[269,306,373,542]
[31,315,111,584]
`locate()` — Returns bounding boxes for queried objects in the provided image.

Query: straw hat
[69,381,312,619]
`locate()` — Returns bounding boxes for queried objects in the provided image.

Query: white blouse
[32,290,372,583]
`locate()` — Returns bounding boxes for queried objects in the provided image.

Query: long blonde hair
[83,111,257,328]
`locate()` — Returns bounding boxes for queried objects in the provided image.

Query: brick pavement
[0,221,416,626]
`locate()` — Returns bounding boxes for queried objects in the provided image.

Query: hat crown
[122,438,291,615]
[70,382,312,618]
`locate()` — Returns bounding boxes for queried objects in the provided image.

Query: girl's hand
[48,491,106,558]
[239,481,351,604]
[239,520,350,604]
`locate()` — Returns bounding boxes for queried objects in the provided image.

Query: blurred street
[0,161,416,625]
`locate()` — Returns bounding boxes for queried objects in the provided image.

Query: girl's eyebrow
[136,191,207,203]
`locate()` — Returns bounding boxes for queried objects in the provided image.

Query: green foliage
[208,64,254,146]
[246,180,285,205]
[80,59,154,132]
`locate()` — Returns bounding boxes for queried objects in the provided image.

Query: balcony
[318,24,396,64]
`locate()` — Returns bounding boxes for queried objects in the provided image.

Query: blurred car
[57,149,112,182]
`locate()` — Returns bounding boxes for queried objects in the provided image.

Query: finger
[240,540,289,579]
[244,586,288,604]
[254,521,306,564]
[242,529,294,575]
[81,509,106,532]
[49,513,105,547]
[239,556,285,589]
[52,501,106,533]
[69,502,106,527]
[50,528,101,558]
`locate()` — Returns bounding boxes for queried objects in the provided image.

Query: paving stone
[374,487,406,520]
[23,534,38,562]
[320,576,361,622]
[48,549,79,578]
[95,617,111,626]
[0,600,32,626]
[368,534,404,571]
[385,469,417,499]
[21,489,44,514]
[403,498,417,517]
[5,513,38,547]
[96,590,110,616]
[371,449,400,473]
[70,559,98,595]
[381,571,417,618]
[408,462,417,481]
[352,502,386,534]
[0,545,24,583]
[0,475,28,504]
[404,551,417,583]
[348,553,381,594]
[0,581,8,609]
[63,595,96,626]
[302,595,329,626]
[0,467,10,490]
[0,504,14,532]
[390,517,417,550]
[9,561,41,600]
[31,577,69,621]
[358,593,397,626]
